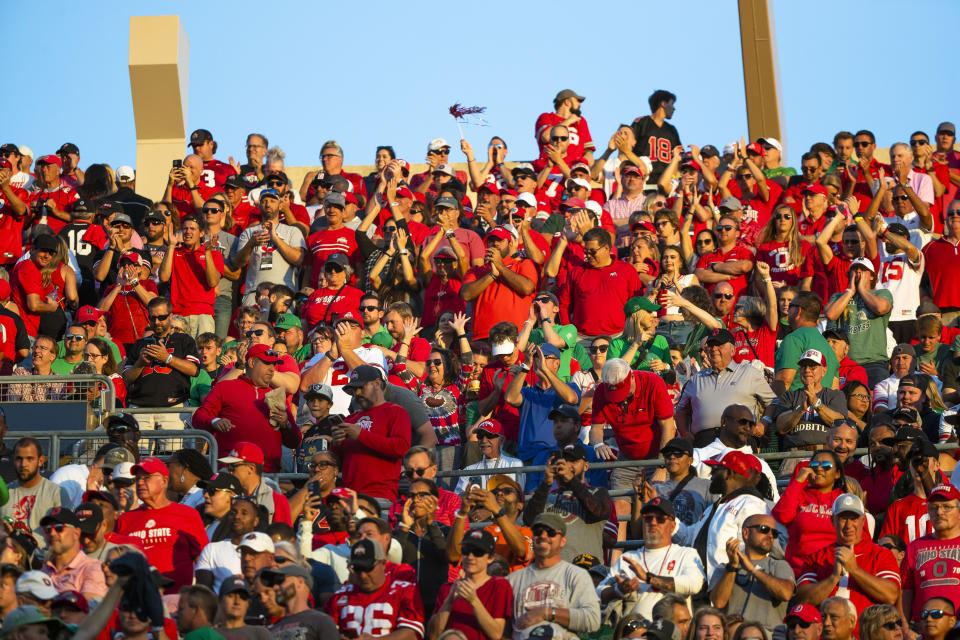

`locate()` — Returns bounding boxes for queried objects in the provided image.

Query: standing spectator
[517,291,590,382]
[876,222,925,343]
[27,154,78,233]
[598,497,705,620]
[823,329,869,390]
[163,154,214,218]
[783,605,822,640]
[300,253,364,329]
[215,576,273,640]
[631,90,681,185]
[675,329,775,446]
[694,214,755,299]
[334,365,411,500]
[710,513,794,632]
[98,251,157,350]
[193,345,301,474]
[775,291,840,390]
[455,419,524,493]
[535,89,595,165]
[9,335,65,402]
[771,349,848,456]
[159,214,224,338]
[461,225,536,340]
[691,405,780,499]
[901,483,960,621]
[116,457,209,592]
[189,128,237,188]
[121,297,199,431]
[39,507,106,599]
[199,198,240,338]
[795,494,900,614]
[824,258,893,387]
[194,496,261,593]
[10,234,78,338]
[0,438,69,544]
[393,478,450,616]
[508,512,601,639]
[922,201,960,327]
[261,564,339,640]
[603,164,649,248]
[231,189,306,305]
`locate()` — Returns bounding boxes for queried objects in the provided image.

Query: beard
[709,474,725,495]
[571,107,582,116]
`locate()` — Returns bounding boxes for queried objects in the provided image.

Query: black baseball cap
[460,529,495,555]
[548,404,580,421]
[892,407,921,424]
[198,472,244,495]
[349,538,385,572]
[700,145,720,159]
[705,328,735,346]
[223,175,245,190]
[898,373,923,390]
[106,412,140,432]
[822,329,849,344]
[189,129,213,146]
[82,489,119,511]
[40,507,81,529]
[559,443,588,462]
[640,496,675,518]
[908,439,939,461]
[661,438,694,457]
[219,576,251,598]
[57,143,79,156]
[0,143,18,155]
[74,502,104,536]
[33,234,59,253]
[343,365,383,393]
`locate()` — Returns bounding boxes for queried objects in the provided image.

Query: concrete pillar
[128,15,189,201]
[738,0,785,155]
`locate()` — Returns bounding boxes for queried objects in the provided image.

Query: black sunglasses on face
[746,524,777,536]
[403,467,430,478]
[359,305,379,312]
[202,207,222,214]
[717,224,735,231]
[149,313,171,322]
[589,345,609,354]
[550,136,569,142]
[893,195,910,201]
[324,264,345,273]
[427,358,444,366]
[921,610,952,620]
[714,293,734,300]
[774,213,792,220]
[532,526,560,538]
[788,621,813,629]
[245,329,265,337]
[461,548,488,558]
[881,621,902,630]
[854,141,872,148]
[266,180,284,187]
[910,139,928,146]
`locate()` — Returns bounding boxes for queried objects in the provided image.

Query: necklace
[642,543,673,577]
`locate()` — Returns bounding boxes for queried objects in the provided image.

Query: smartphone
[142,336,157,346]
[328,415,343,427]
[172,159,182,168]
[307,480,322,499]
[468,476,482,489]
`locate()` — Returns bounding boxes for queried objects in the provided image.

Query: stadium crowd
[0,87,958,640]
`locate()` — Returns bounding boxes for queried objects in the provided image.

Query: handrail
[0,373,116,414]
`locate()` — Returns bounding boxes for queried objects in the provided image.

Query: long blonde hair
[758,204,803,268]
[38,236,68,289]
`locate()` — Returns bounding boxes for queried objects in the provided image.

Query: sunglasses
[246,329,265,337]
[948,211,960,218]
[146,219,165,226]
[275,555,293,564]
[583,248,601,256]
[623,619,645,634]
[893,195,910,202]
[202,207,222,214]
[733,418,755,426]
[65,334,85,341]
[43,523,69,534]
[149,313,171,322]
[266,180,284,187]
[359,305,379,312]
[80,320,98,327]
[921,610,952,620]
[746,524,777,536]
[409,491,433,499]
[910,139,928,146]
[383,227,397,233]
[695,240,714,246]
[324,264,345,273]
[490,486,516,496]
[737,175,754,181]
[854,141,872,148]
[532,526,561,538]
[809,460,835,470]
[461,548,488,558]
[881,621,902,630]
[716,224,735,231]
[534,297,553,304]
[427,358,444,366]
[107,425,135,434]
[774,213,793,220]
[550,136,569,142]
[589,345,609,354]
[642,514,669,524]
[788,621,814,629]
[714,293,734,300]
[403,467,431,478]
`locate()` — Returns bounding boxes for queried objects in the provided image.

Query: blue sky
[7,1,957,174]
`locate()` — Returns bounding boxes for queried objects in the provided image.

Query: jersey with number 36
[326,578,425,638]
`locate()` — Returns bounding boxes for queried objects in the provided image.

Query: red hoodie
[772,478,845,573]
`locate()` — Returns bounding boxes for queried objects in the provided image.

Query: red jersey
[837,356,869,389]
[772,480,845,572]
[798,538,900,614]
[10,258,66,337]
[27,182,78,234]
[387,488,462,528]
[422,277,465,328]
[902,533,960,620]
[922,237,960,309]
[326,576,424,639]
[755,240,815,287]
[199,158,237,189]
[0,311,25,363]
[102,280,158,347]
[168,246,224,316]
[879,494,931,544]
[0,189,29,266]
[591,370,675,460]
[170,182,218,219]
[695,243,755,298]
[462,257,537,340]
[116,502,209,592]
[335,402,411,500]
[301,285,364,330]
[732,323,777,369]
[306,227,360,288]
[563,257,643,336]
[534,112,595,162]
[433,577,513,640]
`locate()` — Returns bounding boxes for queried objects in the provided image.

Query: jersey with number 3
[534,113,595,164]
[326,578,425,639]
[903,534,960,620]
[200,158,237,189]
[631,116,681,183]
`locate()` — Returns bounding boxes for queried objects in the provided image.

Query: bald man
[164,153,217,218]
[789,421,868,485]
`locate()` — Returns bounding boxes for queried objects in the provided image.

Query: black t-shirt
[773,388,848,449]
[58,222,99,305]
[124,331,199,407]
[631,115,682,183]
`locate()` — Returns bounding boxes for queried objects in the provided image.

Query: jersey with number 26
[326,577,425,639]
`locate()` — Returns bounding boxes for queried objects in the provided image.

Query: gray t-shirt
[211,230,239,297]
[772,388,848,448]
[0,477,69,546]
[351,384,430,436]
[268,609,338,640]
[217,625,274,640]
[723,555,794,632]
[652,475,714,525]
[233,222,305,295]
[507,560,601,639]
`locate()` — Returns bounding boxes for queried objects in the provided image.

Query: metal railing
[0,373,117,429]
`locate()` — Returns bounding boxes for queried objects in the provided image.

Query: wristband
[211,417,221,426]
[725,563,738,573]
[389,202,399,207]
[325,352,336,362]
[399,249,409,255]
[494,507,507,519]
[189,186,198,191]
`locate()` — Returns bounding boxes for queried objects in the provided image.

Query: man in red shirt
[922,201,960,326]
[305,192,359,288]
[545,227,642,337]
[477,322,537,442]
[163,154,216,219]
[192,344,301,472]
[878,440,939,544]
[844,130,891,211]
[902,484,960,623]
[815,209,877,301]
[334,365,412,500]
[796,493,900,615]
[300,141,367,204]
[534,89,595,166]
[158,215,223,339]
[188,129,237,189]
[115,458,209,592]
[28,155,78,234]
[462,226,536,340]
[217,442,293,525]
[823,329,869,389]
[0,159,29,267]
[694,214,755,298]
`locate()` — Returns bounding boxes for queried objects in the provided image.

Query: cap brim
[217,456,243,464]
[605,382,631,403]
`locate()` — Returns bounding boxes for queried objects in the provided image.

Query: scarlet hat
[246,344,282,365]
[797,349,826,367]
[397,159,411,175]
[130,457,169,477]
[74,305,103,324]
[802,183,828,197]
[119,251,150,268]
[327,487,352,502]
[785,604,821,624]
[604,370,634,403]
[219,442,265,466]
[478,182,500,195]
[745,142,765,157]
[560,197,587,210]
[395,186,415,201]
[502,188,519,198]
[630,220,656,235]
[52,590,89,614]
[331,310,364,328]
[622,164,643,176]
[485,227,512,242]
[342,191,358,206]
[474,419,503,437]
[37,154,62,167]
[704,450,762,477]
[680,159,702,172]
[929,484,960,502]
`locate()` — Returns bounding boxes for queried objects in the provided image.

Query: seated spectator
[194,495,261,593]
[215,576,273,640]
[691,404,779,500]
[216,443,292,525]
[260,564,339,639]
[455,418,524,494]
[784,604,822,640]
[388,446,461,527]
[1,437,70,544]
[9,335,65,402]
[917,596,956,640]
[609,296,671,371]
[39,507,106,600]
[823,329,869,390]
[645,438,713,526]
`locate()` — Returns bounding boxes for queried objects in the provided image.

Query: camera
[30,198,46,216]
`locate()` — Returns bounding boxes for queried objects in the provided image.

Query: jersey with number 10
[326,578,424,638]
[631,116,681,183]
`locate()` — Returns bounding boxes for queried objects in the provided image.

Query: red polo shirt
[591,370,674,460]
[463,257,537,340]
[563,256,642,336]
[696,243,755,298]
[169,246,224,316]
[798,538,900,615]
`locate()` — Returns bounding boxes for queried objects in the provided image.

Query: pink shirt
[907,169,935,205]
[43,549,107,597]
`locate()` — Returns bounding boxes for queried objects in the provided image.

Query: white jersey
[301,347,388,416]
[877,244,924,321]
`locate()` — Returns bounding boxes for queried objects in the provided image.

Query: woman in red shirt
[730,262,779,369]
[755,204,814,289]
[772,450,848,573]
[11,234,78,338]
[300,253,363,330]
[98,252,158,350]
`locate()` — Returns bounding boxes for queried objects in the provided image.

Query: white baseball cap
[15,571,58,600]
[238,532,274,554]
[427,138,450,152]
[832,493,864,518]
[18,145,33,158]
[758,137,782,151]
[585,201,603,218]
[116,166,135,183]
[112,462,135,481]
[722,143,737,156]
[798,349,826,367]
[566,177,591,191]
[849,257,875,273]
[516,193,537,208]
[491,340,515,357]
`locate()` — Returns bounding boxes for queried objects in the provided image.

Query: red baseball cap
[478,182,500,195]
[474,419,503,437]
[622,165,643,176]
[397,159,411,176]
[38,154,62,167]
[131,457,169,478]
[486,227,512,243]
[246,344,282,365]
[631,220,657,235]
[332,310,364,328]
[929,484,960,502]
[784,604,821,624]
[412,191,426,205]
[680,159,702,172]
[561,197,587,210]
[0,279,10,301]
[52,590,90,614]
[327,487,352,502]
[501,188,519,198]
[0,159,11,170]
[396,187,414,201]
[704,450,762,477]
[604,372,634,403]
[119,251,150,267]
[802,183,828,198]
[745,142,765,157]
[343,191,358,206]
[75,305,104,324]
[219,442,265,466]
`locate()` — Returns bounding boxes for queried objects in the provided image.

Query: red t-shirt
[301,285,364,329]
[305,227,360,289]
[103,280,159,346]
[534,112,595,161]
[169,246,224,316]
[563,257,642,336]
[10,258,66,337]
[798,539,900,615]
[755,240,815,287]
[462,257,537,340]
[95,613,178,640]
[878,494,931,544]
[326,575,425,639]
[824,254,878,301]
[433,577,513,640]
[0,312,24,363]
[28,182,79,234]
[200,158,237,189]
[860,467,902,516]
[116,502,209,592]
[798,212,829,238]
[732,323,777,369]
[902,534,960,620]
[170,183,218,219]
[922,237,960,309]
[335,402,412,500]
[591,370,674,460]
[478,357,537,442]
[0,193,29,266]
[771,480,845,572]
[696,243,755,298]
[422,277,466,328]
[230,200,260,233]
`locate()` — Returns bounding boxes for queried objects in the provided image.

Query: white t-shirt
[194,539,241,593]
[300,348,388,415]
[454,455,526,494]
[596,544,705,619]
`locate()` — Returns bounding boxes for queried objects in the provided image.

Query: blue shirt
[516,382,581,461]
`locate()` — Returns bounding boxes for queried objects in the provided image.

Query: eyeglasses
[809,460,835,470]
[307,461,336,471]
[774,213,793,220]
[893,195,910,202]
[202,207,222,214]
[43,523,69,534]
[532,526,561,538]
[850,393,870,400]
[460,548,488,558]
[274,555,293,564]
[245,329,265,337]
[947,211,960,218]
[83,351,105,359]
[409,491,433,499]
[65,334,85,341]
[695,240,713,246]
[149,313,171,322]
[714,293,734,300]
[359,305,379,312]
[146,219,165,226]
[403,467,431,478]
[589,345,609,354]
[717,224,735,231]
[550,136,569,142]
[921,610,952,620]
[854,141,872,148]
[881,621,902,630]
[107,425,135,435]
[266,180,284,187]
[746,524,777,536]
[427,358,444,366]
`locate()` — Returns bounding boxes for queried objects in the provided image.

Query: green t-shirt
[292,344,312,364]
[775,326,841,390]
[826,289,893,365]
[50,358,80,375]
[538,214,566,235]
[609,334,670,371]
[189,369,215,406]
[763,166,797,179]
[529,324,591,381]
[57,337,122,363]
